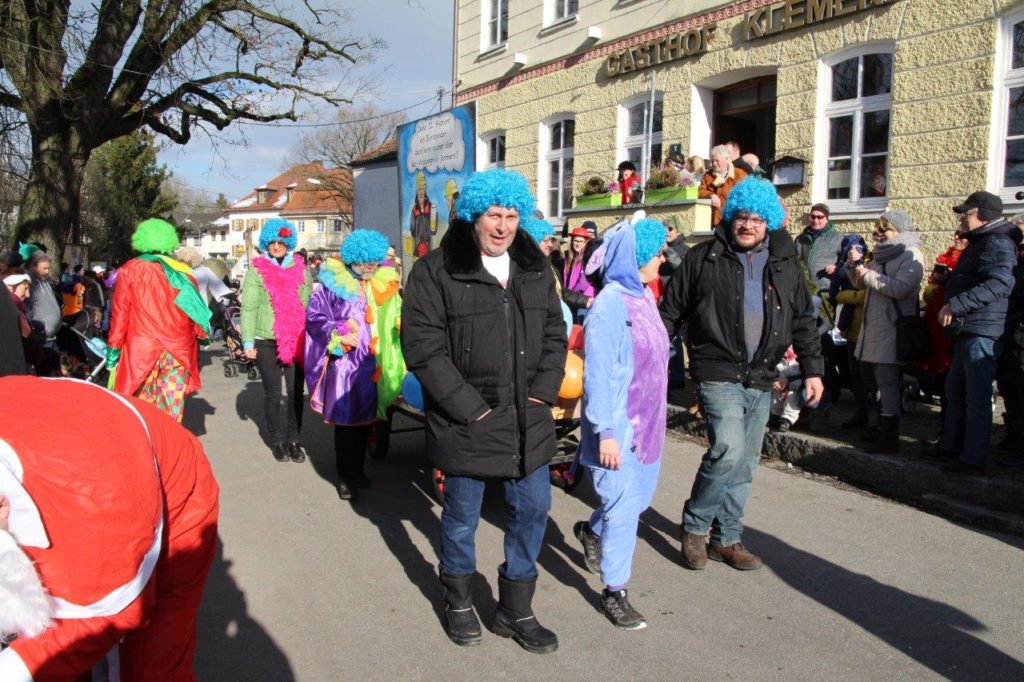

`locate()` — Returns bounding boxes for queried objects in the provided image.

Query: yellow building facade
[455,0,1024,260]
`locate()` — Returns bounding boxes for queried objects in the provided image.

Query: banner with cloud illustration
[396,103,475,277]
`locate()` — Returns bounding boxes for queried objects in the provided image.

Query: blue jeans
[439,463,551,580]
[683,381,772,547]
[588,454,661,590]
[940,334,1002,466]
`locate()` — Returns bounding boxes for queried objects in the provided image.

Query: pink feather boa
[252,254,307,364]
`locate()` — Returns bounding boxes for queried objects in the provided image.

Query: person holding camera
[846,211,924,454]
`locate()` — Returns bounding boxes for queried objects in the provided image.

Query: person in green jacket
[241,219,313,463]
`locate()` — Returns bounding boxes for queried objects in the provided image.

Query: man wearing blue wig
[401,169,567,653]
[660,177,824,571]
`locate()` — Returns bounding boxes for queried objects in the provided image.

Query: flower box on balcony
[574,193,622,209]
[644,185,699,204]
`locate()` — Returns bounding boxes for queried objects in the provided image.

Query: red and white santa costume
[0,376,219,681]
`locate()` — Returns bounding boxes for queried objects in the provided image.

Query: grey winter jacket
[849,234,924,365]
[28,276,62,338]
[795,222,843,293]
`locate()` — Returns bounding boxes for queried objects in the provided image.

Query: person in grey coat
[846,210,924,454]
[25,251,62,347]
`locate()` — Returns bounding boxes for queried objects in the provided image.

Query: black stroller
[220,292,260,380]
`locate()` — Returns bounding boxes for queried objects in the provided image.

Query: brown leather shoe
[681,532,708,570]
[708,543,763,571]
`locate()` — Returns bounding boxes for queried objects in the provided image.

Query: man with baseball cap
[936,191,1017,473]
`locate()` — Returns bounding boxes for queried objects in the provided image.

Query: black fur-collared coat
[401,218,567,478]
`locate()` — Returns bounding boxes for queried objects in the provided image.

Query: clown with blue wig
[660,177,824,572]
[573,216,669,631]
[240,218,313,463]
[304,228,405,501]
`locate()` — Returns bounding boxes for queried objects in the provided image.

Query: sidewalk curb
[667,404,1024,537]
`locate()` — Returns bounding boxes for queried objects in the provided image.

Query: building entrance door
[713,76,777,165]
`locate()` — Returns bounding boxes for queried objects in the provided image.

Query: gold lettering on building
[605,24,716,78]
[744,0,897,40]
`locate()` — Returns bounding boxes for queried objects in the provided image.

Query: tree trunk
[15,128,88,257]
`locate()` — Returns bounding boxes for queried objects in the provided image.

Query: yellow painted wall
[463,0,1024,263]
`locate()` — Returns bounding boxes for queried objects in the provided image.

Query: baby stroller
[69,327,110,384]
[220,292,260,380]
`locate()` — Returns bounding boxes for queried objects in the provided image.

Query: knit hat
[455,169,536,223]
[633,218,668,267]
[721,177,785,231]
[521,217,555,245]
[3,272,30,287]
[341,229,390,265]
[131,218,179,254]
[879,210,913,233]
[257,218,298,253]
[810,203,831,218]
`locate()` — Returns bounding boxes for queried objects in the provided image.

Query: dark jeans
[439,463,551,580]
[334,424,369,481]
[845,344,869,413]
[941,334,1002,465]
[254,339,303,445]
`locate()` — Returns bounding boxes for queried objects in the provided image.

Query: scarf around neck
[252,254,306,364]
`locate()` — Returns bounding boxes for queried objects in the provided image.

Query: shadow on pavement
[745,527,1024,678]
[183,396,216,437]
[195,538,295,681]
[303,414,450,630]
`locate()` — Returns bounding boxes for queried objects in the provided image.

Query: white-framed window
[545,0,578,26]
[482,0,509,51]
[316,218,325,233]
[539,116,575,221]
[619,94,663,176]
[818,46,893,212]
[481,132,506,170]
[297,219,305,233]
[220,231,226,242]
[333,219,344,232]
[991,10,1024,203]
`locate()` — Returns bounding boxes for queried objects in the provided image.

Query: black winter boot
[439,571,482,646]
[492,576,558,654]
[865,415,899,454]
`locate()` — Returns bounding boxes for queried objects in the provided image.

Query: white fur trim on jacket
[0,530,53,640]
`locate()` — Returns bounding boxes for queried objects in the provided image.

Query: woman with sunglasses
[846,210,924,454]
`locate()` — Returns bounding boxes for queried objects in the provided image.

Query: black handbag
[891,298,928,363]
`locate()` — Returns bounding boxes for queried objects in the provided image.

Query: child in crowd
[769,346,803,433]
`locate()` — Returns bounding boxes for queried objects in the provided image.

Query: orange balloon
[558,350,584,400]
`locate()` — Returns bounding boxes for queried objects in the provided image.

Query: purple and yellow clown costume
[304,230,405,426]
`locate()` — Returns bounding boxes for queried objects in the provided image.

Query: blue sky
[157,1,454,204]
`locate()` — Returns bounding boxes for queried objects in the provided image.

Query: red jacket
[1,377,219,681]
[108,258,203,396]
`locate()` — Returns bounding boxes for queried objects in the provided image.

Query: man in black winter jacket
[938,191,1018,473]
[401,169,566,654]
[660,177,823,572]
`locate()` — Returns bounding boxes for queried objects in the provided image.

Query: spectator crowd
[1,158,1022,676]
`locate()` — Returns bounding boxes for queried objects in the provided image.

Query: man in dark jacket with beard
[937,191,1018,473]
[660,177,823,572]
[401,169,566,653]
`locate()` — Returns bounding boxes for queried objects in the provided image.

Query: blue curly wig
[341,229,390,265]
[520,217,555,245]
[258,218,299,253]
[633,218,668,267]
[455,169,536,223]
[721,177,785,231]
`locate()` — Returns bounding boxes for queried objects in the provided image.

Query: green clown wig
[131,218,180,254]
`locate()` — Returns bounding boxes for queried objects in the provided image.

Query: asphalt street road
[187,349,1024,681]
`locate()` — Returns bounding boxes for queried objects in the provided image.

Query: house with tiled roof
[350,138,400,249]
[222,163,353,265]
